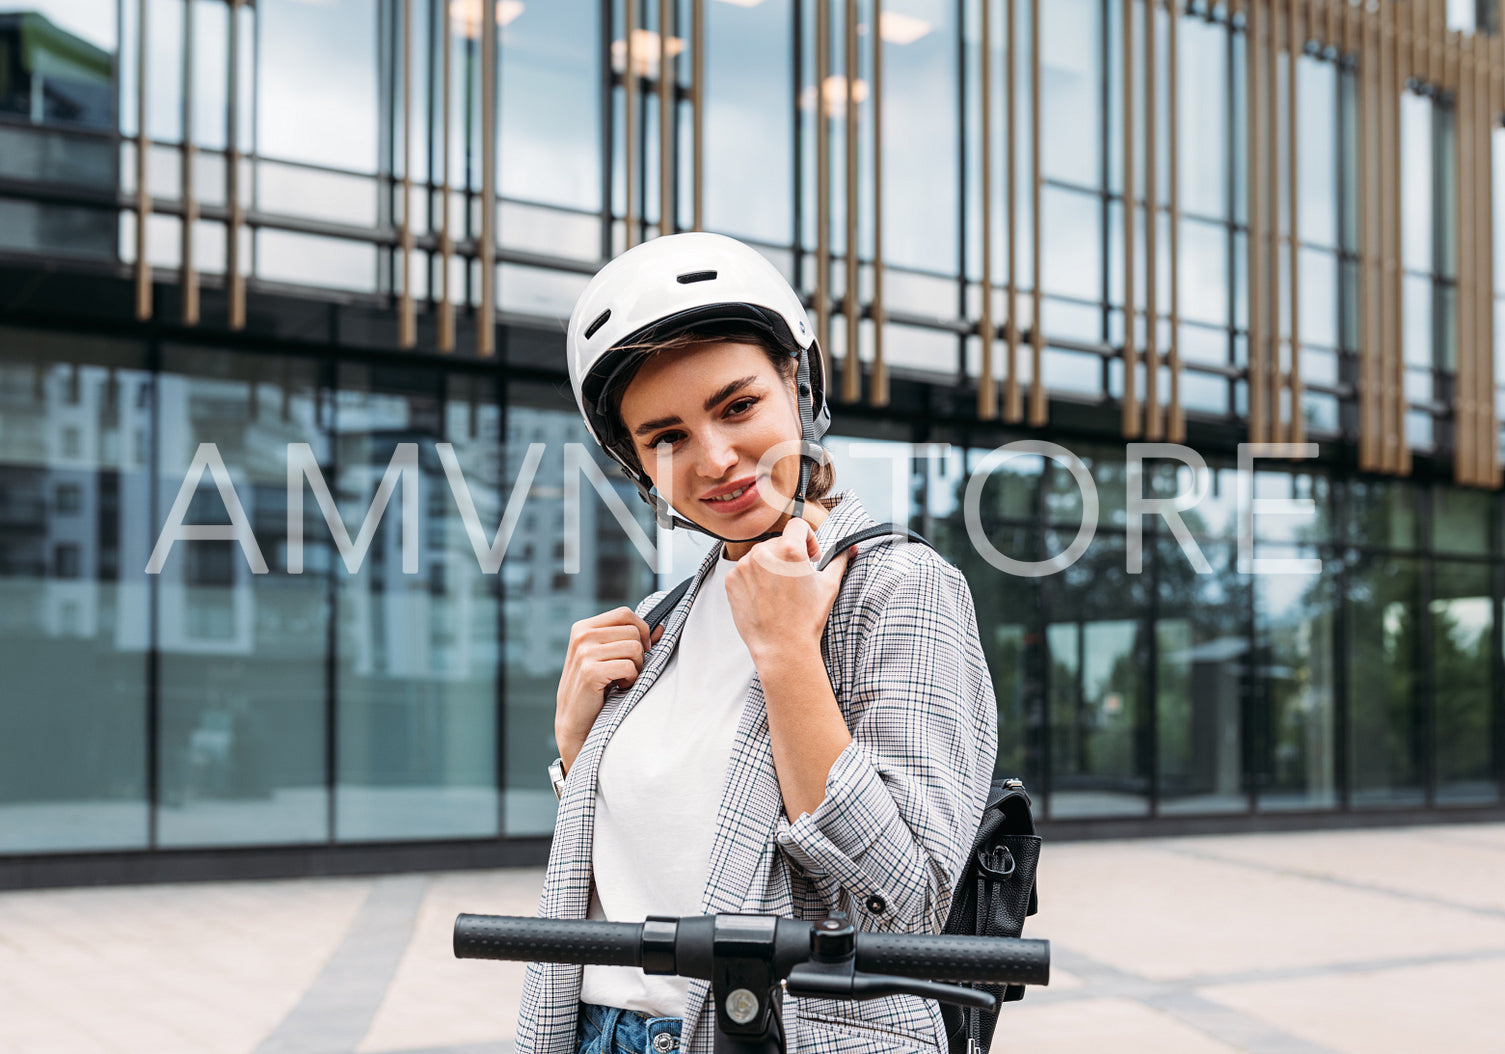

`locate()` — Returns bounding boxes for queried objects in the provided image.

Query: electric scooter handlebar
[453,913,1051,989]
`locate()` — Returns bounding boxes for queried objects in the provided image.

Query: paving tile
[1030,838,1505,981]
[990,996,1245,1054]
[1168,826,1505,914]
[1198,954,1505,1054]
[358,869,544,1053]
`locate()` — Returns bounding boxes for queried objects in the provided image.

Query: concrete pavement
[1,824,1501,1053]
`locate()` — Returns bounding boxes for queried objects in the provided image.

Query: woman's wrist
[749,639,824,676]
[555,727,586,772]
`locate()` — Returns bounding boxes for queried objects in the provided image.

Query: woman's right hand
[555,607,665,772]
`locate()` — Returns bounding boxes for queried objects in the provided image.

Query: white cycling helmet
[566,232,831,540]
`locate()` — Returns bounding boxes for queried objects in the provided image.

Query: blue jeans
[575,1002,683,1054]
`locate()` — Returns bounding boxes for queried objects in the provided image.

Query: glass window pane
[880,0,958,272]
[1180,218,1230,326]
[0,332,151,852]
[502,0,603,212]
[155,347,329,847]
[1045,539,1151,818]
[704,0,791,243]
[1346,478,1417,549]
[1347,552,1425,807]
[258,0,377,171]
[334,363,501,841]
[1157,542,1249,815]
[1432,561,1499,805]
[1400,92,1433,275]
[1041,0,1102,188]
[1255,548,1338,810]
[1177,16,1228,220]
[1296,57,1336,249]
[1298,248,1337,349]
[1433,486,1492,555]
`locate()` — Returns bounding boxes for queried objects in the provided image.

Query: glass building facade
[3,0,1505,880]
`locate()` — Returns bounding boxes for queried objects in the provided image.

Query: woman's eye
[648,432,683,449]
[727,397,757,416]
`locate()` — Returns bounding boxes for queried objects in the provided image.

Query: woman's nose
[695,431,738,477]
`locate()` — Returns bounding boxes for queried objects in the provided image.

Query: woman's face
[618,340,803,539]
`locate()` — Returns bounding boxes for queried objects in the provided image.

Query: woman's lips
[700,478,761,516]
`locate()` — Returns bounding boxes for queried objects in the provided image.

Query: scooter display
[453,911,1049,1054]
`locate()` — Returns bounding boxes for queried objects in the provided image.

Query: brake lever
[783,962,996,1010]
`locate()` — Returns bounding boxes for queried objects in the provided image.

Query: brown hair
[601,327,836,504]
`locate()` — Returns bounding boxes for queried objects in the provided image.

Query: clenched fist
[555,606,665,771]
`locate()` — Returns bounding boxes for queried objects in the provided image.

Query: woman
[516,232,998,1054]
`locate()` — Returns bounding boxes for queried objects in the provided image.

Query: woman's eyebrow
[632,375,759,436]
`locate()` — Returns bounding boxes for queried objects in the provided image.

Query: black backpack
[641,523,1041,1054]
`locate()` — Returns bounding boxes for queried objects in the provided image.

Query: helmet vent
[584,309,612,339]
[676,270,717,284]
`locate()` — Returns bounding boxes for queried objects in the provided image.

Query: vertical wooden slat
[692,0,704,231]
[1028,0,1045,425]
[1248,0,1267,443]
[843,0,862,404]
[479,0,496,355]
[1391,5,1410,474]
[1167,0,1183,443]
[1144,0,1161,439]
[1359,0,1379,471]
[227,0,245,330]
[1288,0,1303,444]
[1426,0,1438,87]
[979,0,996,419]
[816,0,832,382]
[1267,0,1283,443]
[626,0,639,248]
[1005,0,1021,422]
[398,0,416,348]
[439,0,455,352]
[1379,5,1394,472]
[134,0,151,320]
[1409,0,1423,80]
[1459,33,1476,484]
[181,0,198,326]
[871,0,888,407]
[1491,31,1503,486]
[660,0,673,237]
[1121,0,1138,437]
[1475,31,1492,486]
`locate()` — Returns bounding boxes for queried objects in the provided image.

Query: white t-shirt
[580,551,756,1017]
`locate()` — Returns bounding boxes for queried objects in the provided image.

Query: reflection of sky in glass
[259,0,377,171]
[23,0,113,49]
[882,0,957,273]
[1041,0,1100,187]
[1400,93,1432,275]
[501,0,600,209]
[703,0,791,243]
[1177,17,1225,219]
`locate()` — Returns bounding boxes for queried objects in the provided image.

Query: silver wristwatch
[548,757,567,801]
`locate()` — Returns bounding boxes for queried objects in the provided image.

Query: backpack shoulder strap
[643,575,694,633]
[815,522,931,571]
[643,522,931,629]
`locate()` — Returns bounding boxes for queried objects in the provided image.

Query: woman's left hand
[725,517,852,665]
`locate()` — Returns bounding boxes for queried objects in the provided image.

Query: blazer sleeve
[772,552,999,933]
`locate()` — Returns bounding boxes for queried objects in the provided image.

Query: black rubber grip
[855,934,1050,987]
[454,914,644,967]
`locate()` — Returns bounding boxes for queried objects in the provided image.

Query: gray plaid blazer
[516,493,999,1054]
